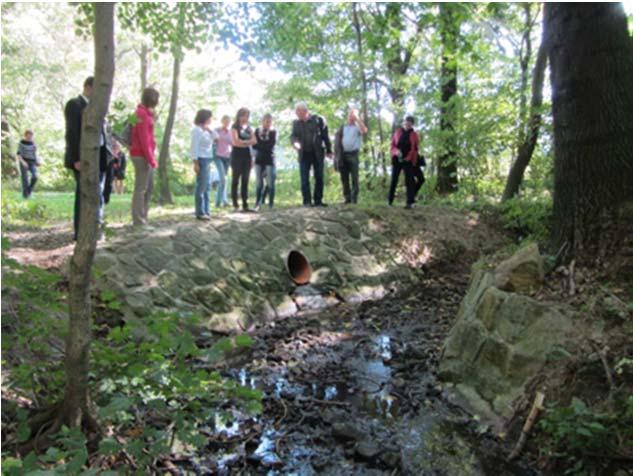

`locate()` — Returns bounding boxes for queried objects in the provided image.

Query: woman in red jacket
[130,87,159,226]
[388,115,420,209]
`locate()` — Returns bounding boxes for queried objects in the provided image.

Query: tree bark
[157,52,180,205]
[516,3,534,148]
[502,14,547,202]
[62,1,115,427]
[546,3,633,263]
[1,118,18,179]
[388,87,405,133]
[351,3,374,173]
[140,42,149,94]
[373,74,388,179]
[436,3,459,195]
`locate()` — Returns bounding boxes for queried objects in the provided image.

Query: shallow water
[178,288,535,475]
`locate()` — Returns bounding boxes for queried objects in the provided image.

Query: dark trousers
[103,163,114,205]
[299,150,324,205]
[413,165,425,199]
[339,151,359,203]
[19,160,38,198]
[231,154,251,210]
[388,159,416,205]
[73,169,106,240]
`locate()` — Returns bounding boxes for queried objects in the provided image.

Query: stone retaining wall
[93,206,504,332]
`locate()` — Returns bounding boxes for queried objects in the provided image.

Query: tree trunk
[436,3,459,195]
[388,87,405,133]
[502,15,547,202]
[62,1,115,427]
[546,3,633,263]
[351,3,374,173]
[157,52,180,205]
[1,118,18,179]
[140,42,149,94]
[373,76,388,179]
[516,3,534,148]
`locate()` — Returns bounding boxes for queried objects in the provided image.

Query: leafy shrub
[1,187,50,225]
[2,244,261,473]
[500,195,552,244]
[540,398,610,454]
[1,239,67,400]
[540,396,633,474]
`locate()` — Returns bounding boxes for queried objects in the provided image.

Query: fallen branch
[298,396,350,407]
[589,341,615,409]
[508,391,545,461]
[568,259,576,296]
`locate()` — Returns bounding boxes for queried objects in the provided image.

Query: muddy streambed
[174,269,535,475]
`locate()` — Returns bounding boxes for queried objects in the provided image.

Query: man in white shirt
[334,107,367,204]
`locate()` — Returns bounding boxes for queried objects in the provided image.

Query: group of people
[63,76,425,238]
[190,108,278,219]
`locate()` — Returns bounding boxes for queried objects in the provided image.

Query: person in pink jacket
[130,87,159,226]
[388,115,420,209]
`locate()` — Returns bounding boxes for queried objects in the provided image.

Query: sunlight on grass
[2,169,397,228]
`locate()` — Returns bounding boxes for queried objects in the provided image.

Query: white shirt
[190,126,218,160]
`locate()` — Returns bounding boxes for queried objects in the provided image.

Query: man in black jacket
[64,76,110,240]
[290,102,332,207]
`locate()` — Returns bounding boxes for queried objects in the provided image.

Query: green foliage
[118,2,217,56]
[540,396,633,474]
[2,239,260,473]
[1,238,67,401]
[541,398,610,453]
[87,312,261,471]
[501,195,552,244]
[1,187,51,226]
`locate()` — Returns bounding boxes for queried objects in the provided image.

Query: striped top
[17,140,38,162]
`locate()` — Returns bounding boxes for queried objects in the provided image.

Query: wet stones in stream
[177,270,534,475]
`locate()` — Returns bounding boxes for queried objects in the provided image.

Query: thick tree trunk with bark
[157,52,180,205]
[436,3,459,195]
[546,3,633,262]
[502,20,547,202]
[63,1,115,427]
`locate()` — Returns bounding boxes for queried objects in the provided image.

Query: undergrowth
[1,238,262,474]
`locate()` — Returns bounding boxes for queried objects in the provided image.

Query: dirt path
[3,224,75,270]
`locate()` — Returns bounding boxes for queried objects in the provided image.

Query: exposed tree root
[18,401,102,456]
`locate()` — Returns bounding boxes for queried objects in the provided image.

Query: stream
[174,266,536,475]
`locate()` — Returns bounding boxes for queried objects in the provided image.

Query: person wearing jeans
[253,113,277,210]
[130,87,159,226]
[334,107,367,204]
[290,102,332,207]
[214,115,232,207]
[230,107,257,212]
[17,129,40,198]
[388,115,420,209]
[191,109,218,220]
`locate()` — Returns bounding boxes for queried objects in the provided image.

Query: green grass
[1,167,400,228]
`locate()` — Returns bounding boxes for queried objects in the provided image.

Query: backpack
[113,113,137,149]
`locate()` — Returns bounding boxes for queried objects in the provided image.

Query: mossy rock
[440,246,578,420]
